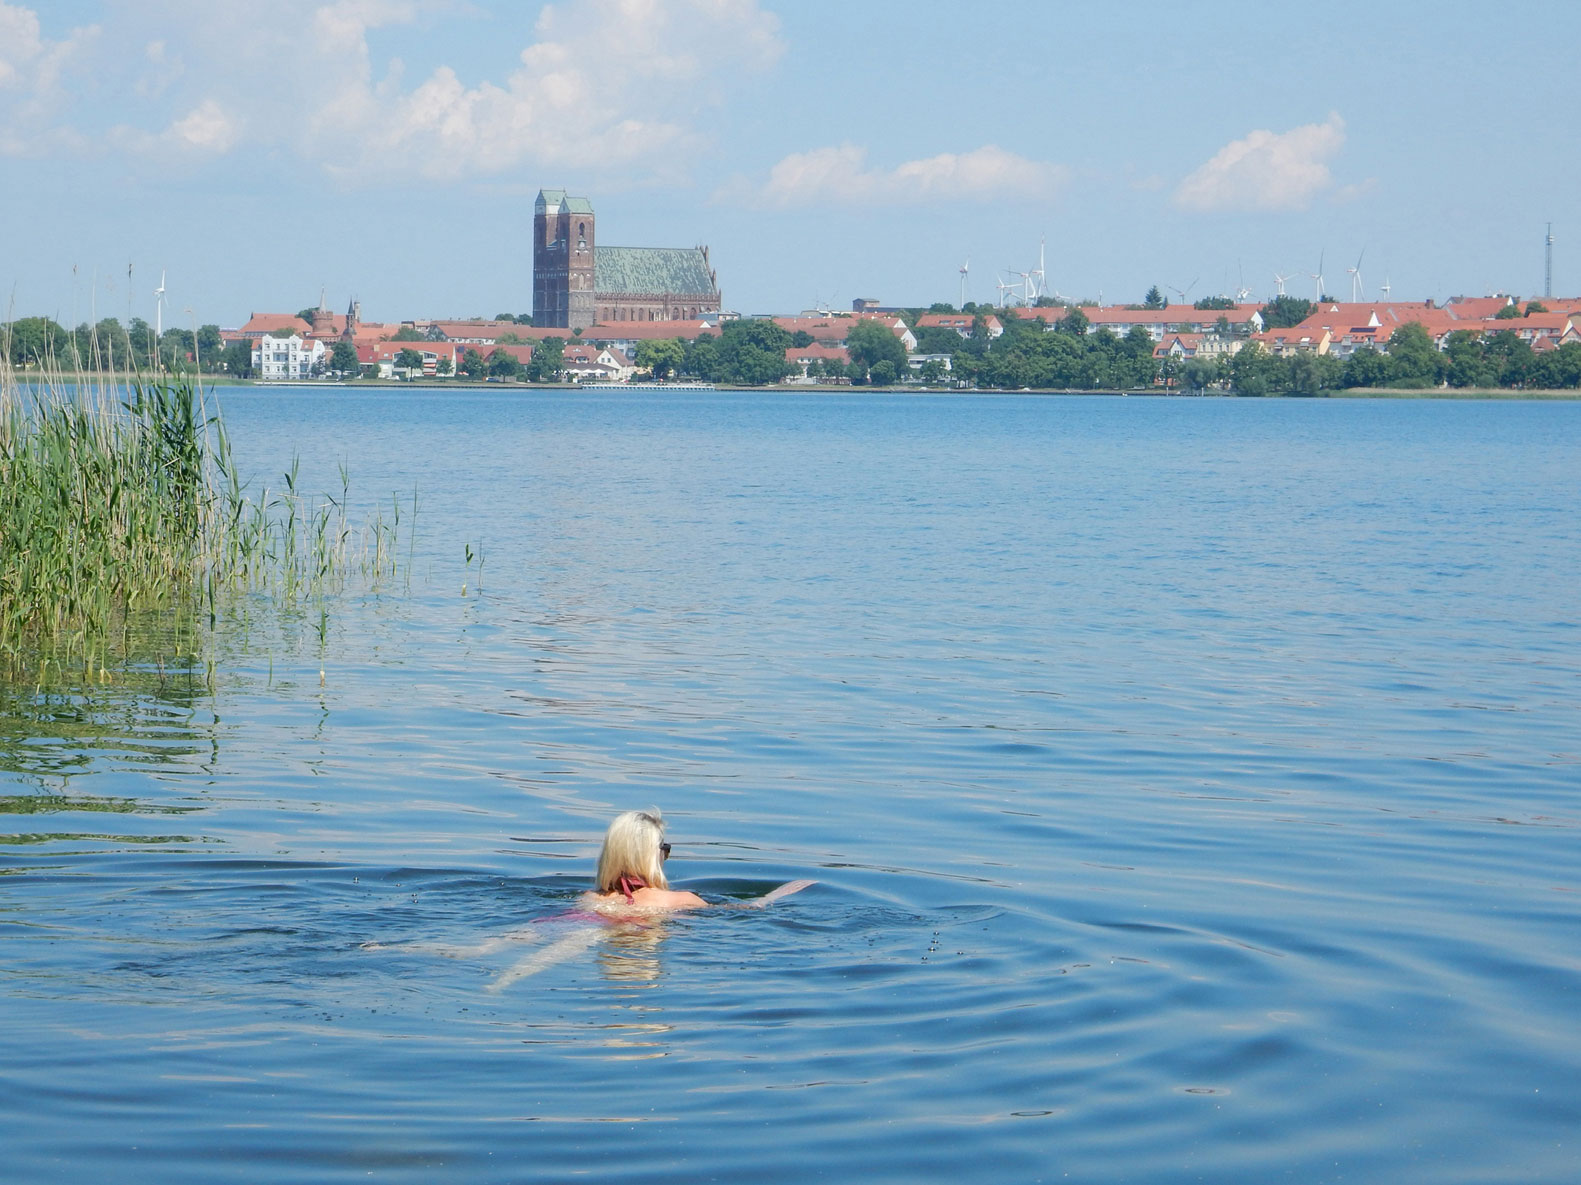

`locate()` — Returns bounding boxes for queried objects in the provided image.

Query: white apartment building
[251,333,327,380]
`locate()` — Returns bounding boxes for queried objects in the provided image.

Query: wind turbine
[1166,276,1199,307]
[153,269,167,370]
[959,257,969,310]
[1273,272,1292,297]
[1347,249,1366,302]
[1380,275,1392,299]
[1236,263,1251,303]
[1310,251,1326,302]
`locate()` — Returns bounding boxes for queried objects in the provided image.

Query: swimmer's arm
[720,879,815,909]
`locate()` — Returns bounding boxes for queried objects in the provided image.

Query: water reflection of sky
[2,392,1579,1184]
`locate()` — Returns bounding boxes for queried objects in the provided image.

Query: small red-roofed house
[916,312,1003,339]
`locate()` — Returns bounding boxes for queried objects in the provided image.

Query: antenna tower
[1546,222,1554,300]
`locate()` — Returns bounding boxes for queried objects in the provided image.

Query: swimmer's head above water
[595,809,673,900]
[585,809,811,913]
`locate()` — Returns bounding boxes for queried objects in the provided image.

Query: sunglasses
[660,842,671,860]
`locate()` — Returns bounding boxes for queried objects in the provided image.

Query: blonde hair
[595,809,670,893]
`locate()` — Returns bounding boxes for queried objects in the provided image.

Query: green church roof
[595,246,717,297]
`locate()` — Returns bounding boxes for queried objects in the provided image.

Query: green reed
[1,357,408,679]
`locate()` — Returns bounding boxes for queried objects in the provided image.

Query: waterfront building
[252,332,326,380]
[532,189,722,331]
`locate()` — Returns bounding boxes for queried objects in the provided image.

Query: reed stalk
[1,352,407,679]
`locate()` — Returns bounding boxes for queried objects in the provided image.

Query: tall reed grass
[1,357,405,678]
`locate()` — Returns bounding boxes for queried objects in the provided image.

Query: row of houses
[235,292,1581,382]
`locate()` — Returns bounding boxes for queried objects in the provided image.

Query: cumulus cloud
[1174,113,1346,213]
[167,98,239,152]
[0,2,97,154]
[305,0,782,179]
[734,143,1067,208]
[0,0,782,179]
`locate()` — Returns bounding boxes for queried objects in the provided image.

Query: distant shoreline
[11,372,1581,399]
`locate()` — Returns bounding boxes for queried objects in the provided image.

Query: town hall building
[532,189,722,331]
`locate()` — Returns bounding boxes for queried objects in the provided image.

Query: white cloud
[167,98,238,152]
[0,3,97,154]
[0,0,782,179]
[735,143,1067,208]
[1174,113,1346,213]
[304,0,783,179]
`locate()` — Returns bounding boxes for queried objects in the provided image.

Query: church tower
[533,189,596,331]
[533,189,566,327]
[563,196,596,333]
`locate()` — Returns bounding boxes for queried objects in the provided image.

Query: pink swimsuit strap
[616,874,648,904]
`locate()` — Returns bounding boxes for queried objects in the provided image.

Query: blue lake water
[2,389,1578,1183]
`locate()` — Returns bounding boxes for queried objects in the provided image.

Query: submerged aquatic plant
[0,354,408,679]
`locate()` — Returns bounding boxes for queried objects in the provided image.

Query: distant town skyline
[2,1,1577,328]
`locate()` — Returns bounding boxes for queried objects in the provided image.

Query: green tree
[1142,285,1168,310]
[1444,331,1495,388]
[197,324,223,360]
[1483,330,1534,388]
[526,337,565,382]
[685,335,720,380]
[1260,296,1314,329]
[1056,307,1090,336]
[394,348,425,377]
[870,359,900,386]
[1494,303,1521,320]
[846,319,908,381]
[914,325,965,355]
[789,329,815,348]
[330,340,360,375]
[636,337,684,379]
[1180,356,1219,393]
[497,331,526,345]
[1386,323,1444,388]
[1230,342,1284,396]
[1524,301,1548,316]
[460,348,487,377]
[1341,347,1391,388]
[1286,351,1340,397]
[489,348,524,380]
[1194,295,1237,311]
[4,316,68,366]
[391,325,425,341]
[1533,341,1581,388]
[218,338,254,378]
[716,320,791,385]
[436,356,453,377]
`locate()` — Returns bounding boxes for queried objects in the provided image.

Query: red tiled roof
[1442,297,1514,320]
[583,319,715,342]
[241,313,312,337]
[787,344,849,363]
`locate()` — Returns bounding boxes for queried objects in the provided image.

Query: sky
[2,0,1579,329]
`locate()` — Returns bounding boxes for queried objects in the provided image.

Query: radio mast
[1545,223,1554,300]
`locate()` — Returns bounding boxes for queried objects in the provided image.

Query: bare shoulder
[582,887,707,913]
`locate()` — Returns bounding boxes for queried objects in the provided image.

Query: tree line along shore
[6,295,1581,395]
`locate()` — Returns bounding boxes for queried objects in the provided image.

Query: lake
[2,389,1578,1183]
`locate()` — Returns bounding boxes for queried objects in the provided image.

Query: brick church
[532,189,722,331]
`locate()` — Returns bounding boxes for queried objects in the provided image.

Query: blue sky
[3,0,1578,328]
